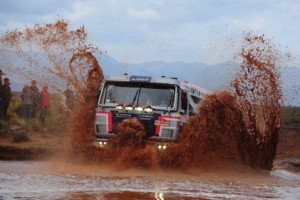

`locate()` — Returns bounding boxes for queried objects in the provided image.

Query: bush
[282,106,300,126]
[0,120,11,136]
[46,101,70,133]
[13,132,31,143]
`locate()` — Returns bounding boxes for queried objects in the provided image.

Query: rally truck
[94,74,212,149]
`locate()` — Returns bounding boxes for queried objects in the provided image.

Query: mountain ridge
[3,51,299,106]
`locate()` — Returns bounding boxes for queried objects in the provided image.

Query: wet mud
[0,146,50,160]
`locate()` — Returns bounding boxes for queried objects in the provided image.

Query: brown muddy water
[0,160,299,200]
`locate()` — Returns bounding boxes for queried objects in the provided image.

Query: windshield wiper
[167,90,174,109]
[130,86,141,105]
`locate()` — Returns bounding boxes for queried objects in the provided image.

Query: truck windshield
[101,82,176,110]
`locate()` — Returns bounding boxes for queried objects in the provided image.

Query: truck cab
[94,74,211,148]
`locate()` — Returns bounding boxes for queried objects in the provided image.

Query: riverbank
[274,126,300,172]
[0,130,67,160]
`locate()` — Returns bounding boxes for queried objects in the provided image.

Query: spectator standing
[0,78,12,116]
[39,85,50,126]
[30,80,40,117]
[20,85,33,119]
[64,84,75,111]
[0,70,5,88]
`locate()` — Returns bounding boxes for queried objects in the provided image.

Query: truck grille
[111,111,160,138]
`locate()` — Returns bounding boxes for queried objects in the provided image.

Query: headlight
[157,144,167,150]
[144,107,153,112]
[135,106,144,112]
[125,106,133,111]
[99,141,108,148]
[115,105,124,110]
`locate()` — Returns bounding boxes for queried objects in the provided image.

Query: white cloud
[1,0,300,65]
[127,7,159,20]
[231,18,267,32]
[64,1,95,21]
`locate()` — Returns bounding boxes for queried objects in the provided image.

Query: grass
[282,106,300,126]
[0,120,11,136]
[0,92,70,137]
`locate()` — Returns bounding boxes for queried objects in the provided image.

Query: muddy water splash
[177,92,248,169]
[139,33,283,171]
[231,33,283,170]
[94,120,158,169]
[177,33,283,170]
[68,52,103,160]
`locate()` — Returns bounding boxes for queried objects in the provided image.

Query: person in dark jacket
[0,78,12,116]
[30,80,40,117]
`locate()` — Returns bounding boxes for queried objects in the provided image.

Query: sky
[1,0,300,65]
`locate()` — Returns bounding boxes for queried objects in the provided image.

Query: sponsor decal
[130,76,152,82]
[155,118,170,126]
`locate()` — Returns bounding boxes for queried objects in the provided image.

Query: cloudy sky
[1,0,300,65]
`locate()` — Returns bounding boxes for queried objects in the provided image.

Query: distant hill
[4,51,300,106]
[96,53,300,106]
[97,54,236,91]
